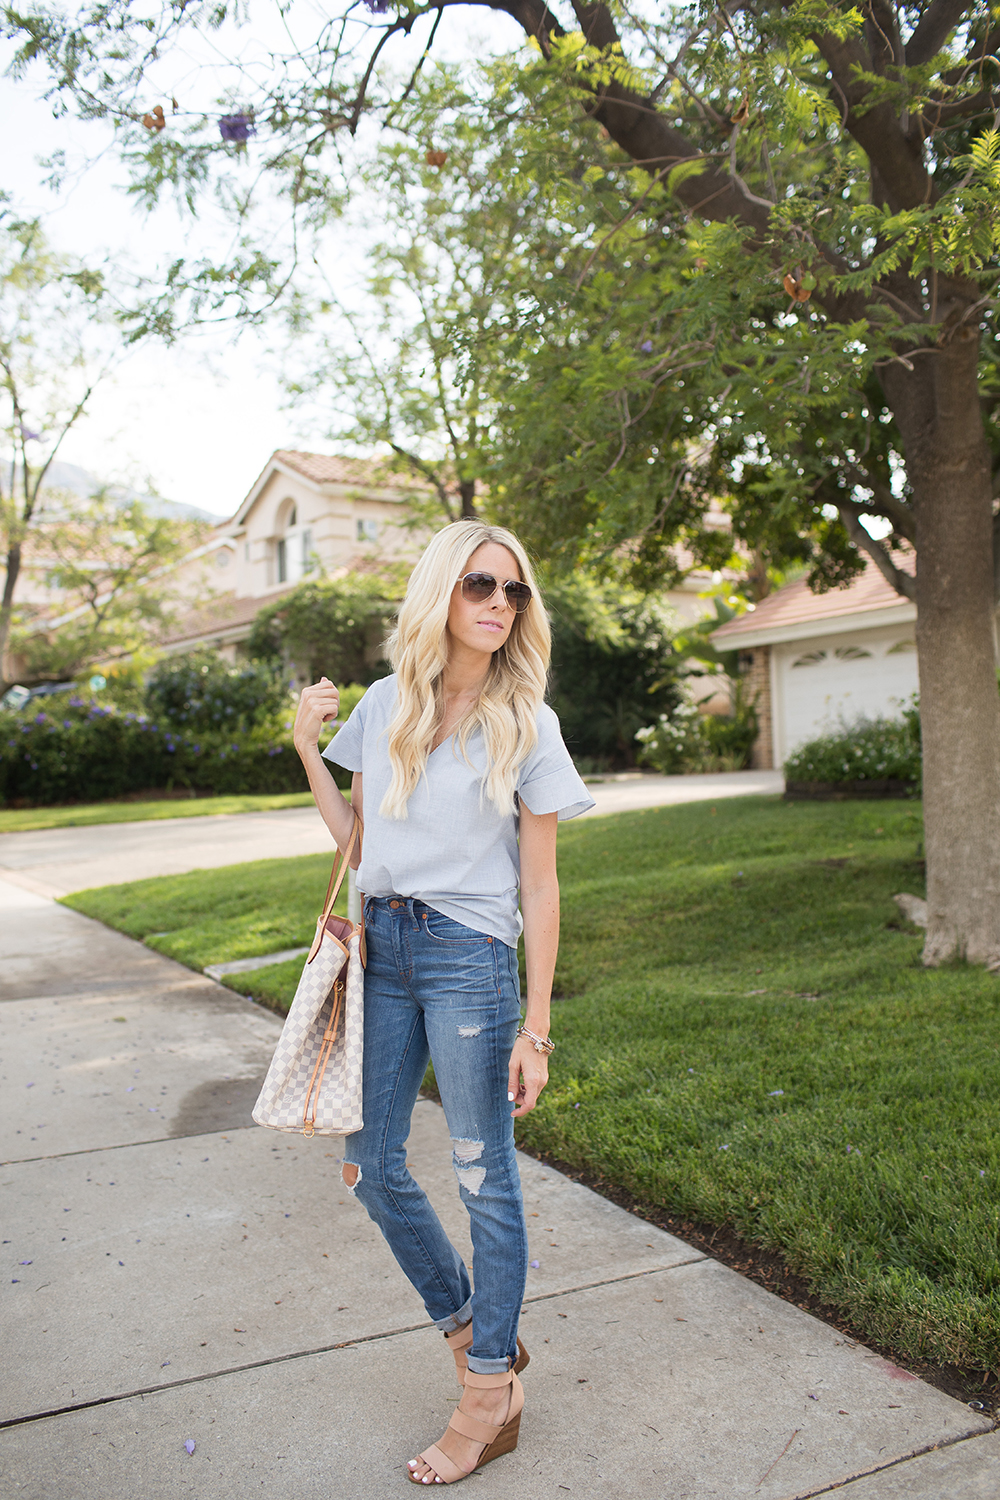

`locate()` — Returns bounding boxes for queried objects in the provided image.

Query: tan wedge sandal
[407,1367,524,1485]
[444,1322,529,1386]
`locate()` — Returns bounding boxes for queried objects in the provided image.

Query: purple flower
[63,720,72,728]
[34,712,47,724]
[185,1439,196,1456]
[640,340,653,352]
[219,114,255,144]
[769,1089,784,1097]
[529,1259,540,1269]
[362,0,391,10]
[20,425,41,442]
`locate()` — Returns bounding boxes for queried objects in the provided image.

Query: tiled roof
[273,451,423,491]
[713,552,915,642]
[160,591,283,647]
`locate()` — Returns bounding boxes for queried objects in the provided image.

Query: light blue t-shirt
[323,674,594,946]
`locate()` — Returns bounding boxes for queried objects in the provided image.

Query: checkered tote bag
[253,818,365,1137]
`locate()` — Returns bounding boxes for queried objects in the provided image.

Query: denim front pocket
[421,908,491,945]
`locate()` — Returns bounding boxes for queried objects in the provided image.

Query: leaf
[666,158,708,196]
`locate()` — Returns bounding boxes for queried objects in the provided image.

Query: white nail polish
[507,1092,515,1101]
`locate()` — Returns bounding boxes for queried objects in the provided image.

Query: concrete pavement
[0,769,784,899]
[1,873,994,1498]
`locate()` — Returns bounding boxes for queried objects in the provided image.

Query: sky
[0,3,523,521]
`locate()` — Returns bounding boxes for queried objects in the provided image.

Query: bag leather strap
[307,815,362,964]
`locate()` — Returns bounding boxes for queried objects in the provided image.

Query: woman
[293,519,593,1485]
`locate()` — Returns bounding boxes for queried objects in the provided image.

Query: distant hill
[2,458,227,525]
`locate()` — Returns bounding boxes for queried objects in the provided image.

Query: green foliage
[12,495,207,684]
[783,709,923,789]
[145,651,292,734]
[0,691,309,805]
[544,572,682,767]
[246,571,402,684]
[636,678,759,775]
[68,794,1000,1370]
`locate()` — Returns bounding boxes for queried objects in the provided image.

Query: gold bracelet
[517,1025,555,1055]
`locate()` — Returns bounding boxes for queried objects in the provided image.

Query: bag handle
[308,814,362,963]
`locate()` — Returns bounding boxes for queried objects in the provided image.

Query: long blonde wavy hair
[380,520,550,819]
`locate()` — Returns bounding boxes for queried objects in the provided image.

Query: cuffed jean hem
[466,1355,512,1375]
[434,1298,473,1335]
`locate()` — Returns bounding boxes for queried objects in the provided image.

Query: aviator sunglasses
[459,570,533,613]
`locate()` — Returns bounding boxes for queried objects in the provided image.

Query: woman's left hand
[508,1035,549,1118]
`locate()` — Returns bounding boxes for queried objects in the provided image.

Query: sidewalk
[0,769,784,899]
[2,874,997,1498]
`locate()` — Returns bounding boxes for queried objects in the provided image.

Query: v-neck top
[322,673,594,945]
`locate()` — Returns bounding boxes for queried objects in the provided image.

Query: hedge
[0,694,311,806]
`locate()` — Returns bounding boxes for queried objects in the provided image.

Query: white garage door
[774,628,919,765]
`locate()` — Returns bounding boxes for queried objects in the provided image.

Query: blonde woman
[293,519,593,1486]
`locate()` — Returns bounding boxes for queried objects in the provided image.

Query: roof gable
[712,552,916,648]
[227,450,426,529]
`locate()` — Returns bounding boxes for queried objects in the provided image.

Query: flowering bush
[782,706,921,789]
[145,653,293,733]
[0,693,312,805]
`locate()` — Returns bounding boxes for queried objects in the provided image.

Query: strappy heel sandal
[407,1367,524,1485]
[444,1322,529,1386]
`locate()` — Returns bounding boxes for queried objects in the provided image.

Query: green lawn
[63,795,1000,1374]
[0,791,315,834]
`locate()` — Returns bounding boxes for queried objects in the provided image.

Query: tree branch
[388,443,456,520]
[905,0,970,67]
[810,29,930,210]
[839,459,916,541]
[837,502,916,601]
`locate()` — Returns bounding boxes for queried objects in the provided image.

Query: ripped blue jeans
[342,895,527,1375]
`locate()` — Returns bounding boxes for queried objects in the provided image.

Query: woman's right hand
[293,676,340,754]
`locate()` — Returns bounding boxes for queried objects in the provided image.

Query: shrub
[247,571,403,683]
[636,680,759,774]
[145,652,293,733]
[0,680,370,806]
[545,574,682,767]
[782,707,921,789]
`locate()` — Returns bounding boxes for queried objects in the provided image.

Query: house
[161,451,427,661]
[711,556,919,769]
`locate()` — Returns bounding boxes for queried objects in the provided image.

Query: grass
[63,794,1000,1374]
[0,791,315,834]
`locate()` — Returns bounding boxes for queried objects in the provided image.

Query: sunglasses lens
[462,571,498,602]
[460,572,532,611]
[504,582,532,612]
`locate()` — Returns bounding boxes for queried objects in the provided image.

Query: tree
[246,568,405,684]
[11,492,208,682]
[10,1,1000,967]
[0,212,130,688]
[544,570,682,766]
[281,120,521,522]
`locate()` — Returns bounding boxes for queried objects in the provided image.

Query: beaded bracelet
[516,1025,555,1055]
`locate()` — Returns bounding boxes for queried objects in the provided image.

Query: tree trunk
[459,478,477,519]
[0,540,23,693]
[886,331,1000,968]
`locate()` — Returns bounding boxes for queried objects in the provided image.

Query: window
[301,529,315,575]
[277,537,288,584]
[356,517,379,543]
